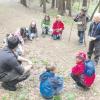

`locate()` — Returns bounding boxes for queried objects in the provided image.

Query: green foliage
[66,93,76,100]
[2,96,7,100]
[41,60,49,66]
[53,95,61,100]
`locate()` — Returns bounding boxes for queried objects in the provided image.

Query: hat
[76,51,87,61]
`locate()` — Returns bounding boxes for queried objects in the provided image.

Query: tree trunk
[51,0,55,8]
[90,0,100,21]
[66,0,72,16]
[82,0,87,7]
[43,0,46,13]
[58,0,65,15]
[20,0,27,7]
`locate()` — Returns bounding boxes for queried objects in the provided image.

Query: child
[74,7,89,44]
[39,66,63,99]
[28,21,38,40]
[71,51,95,89]
[87,13,100,65]
[41,14,50,37]
[52,15,64,40]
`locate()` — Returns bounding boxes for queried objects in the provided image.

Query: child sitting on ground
[71,51,95,89]
[28,20,38,40]
[41,14,50,37]
[39,65,63,99]
[52,15,64,40]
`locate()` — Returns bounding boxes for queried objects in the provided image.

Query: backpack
[84,60,95,76]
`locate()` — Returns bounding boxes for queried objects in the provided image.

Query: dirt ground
[0,1,100,100]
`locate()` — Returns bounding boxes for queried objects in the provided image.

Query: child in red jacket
[71,51,95,89]
[52,15,64,40]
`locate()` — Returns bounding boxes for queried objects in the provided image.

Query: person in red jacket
[52,15,64,40]
[71,51,95,89]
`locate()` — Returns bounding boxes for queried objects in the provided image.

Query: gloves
[89,36,96,41]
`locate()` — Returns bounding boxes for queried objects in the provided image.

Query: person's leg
[45,27,49,35]
[79,31,84,44]
[71,73,80,83]
[71,74,87,88]
[42,27,46,37]
[1,70,30,91]
[87,41,95,59]
[52,34,57,40]
[94,41,100,65]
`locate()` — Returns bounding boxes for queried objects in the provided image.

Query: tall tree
[67,0,72,16]
[82,0,87,7]
[20,0,27,7]
[43,0,46,13]
[58,0,65,15]
[51,0,55,8]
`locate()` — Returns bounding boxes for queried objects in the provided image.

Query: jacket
[74,13,89,31]
[0,47,24,79]
[52,21,64,35]
[39,71,63,98]
[72,61,95,87]
[89,22,100,41]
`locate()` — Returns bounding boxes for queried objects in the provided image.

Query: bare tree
[51,0,55,8]
[20,0,27,7]
[82,0,87,7]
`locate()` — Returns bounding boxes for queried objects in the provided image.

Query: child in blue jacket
[39,66,63,100]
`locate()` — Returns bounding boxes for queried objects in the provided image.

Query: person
[0,36,32,91]
[41,14,50,37]
[28,21,38,40]
[71,51,95,89]
[39,65,63,99]
[52,15,64,40]
[87,13,100,65]
[74,7,89,44]
[3,30,24,56]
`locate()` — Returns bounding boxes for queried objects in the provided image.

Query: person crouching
[52,15,64,40]
[71,51,95,89]
[39,65,63,99]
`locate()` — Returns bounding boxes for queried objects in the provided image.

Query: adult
[87,13,100,65]
[0,36,32,91]
[74,7,89,44]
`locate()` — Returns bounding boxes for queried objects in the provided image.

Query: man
[88,13,100,65]
[0,36,32,91]
[74,7,89,44]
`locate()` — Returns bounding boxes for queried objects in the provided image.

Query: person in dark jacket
[39,66,63,100]
[87,13,100,65]
[74,7,89,44]
[0,36,32,91]
[28,21,38,40]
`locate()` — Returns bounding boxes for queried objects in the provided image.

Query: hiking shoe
[2,82,17,91]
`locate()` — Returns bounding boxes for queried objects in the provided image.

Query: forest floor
[0,1,100,100]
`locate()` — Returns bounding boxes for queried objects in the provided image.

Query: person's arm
[95,24,100,40]
[88,23,93,36]
[74,14,79,22]
[72,64,84,76]
[8,57,24,75]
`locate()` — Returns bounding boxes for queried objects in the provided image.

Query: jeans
[78,31,85,43]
